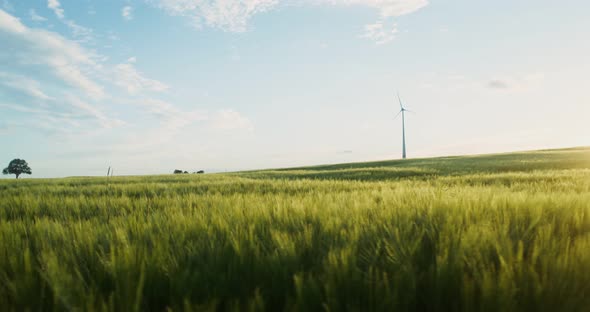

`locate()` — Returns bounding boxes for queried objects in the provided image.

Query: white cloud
[211,109,254,131]
[420,72,546,92]
[1,9,168,99]
[487,73,545,91]
[122,6,133,20]
[149,0,278,32]
[47,0,64,19]
[0,9,104,98]
[64,19,93,42]
[30,9,47,22]
[114,61,169,94]
[1,7,251,163]
[53,63,105,99]
[0,94,124,132]
[488,79,510,90]
[0,103,50,115]
[0,8,173,136]
[65,95,124,129]
[138,98,207,130]
[0,72,53,100]
[0,8,24,32]
[137,99,252,132]
[322,0,429,44]
[319,0,428,18]
[140,98,182,120]
[118,98,252,155]
[148,0,428,42]
[360,19,397,44]
[115,98,210,150]
[47,0,94,42]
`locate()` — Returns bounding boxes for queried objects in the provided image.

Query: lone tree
[3,159,32,179]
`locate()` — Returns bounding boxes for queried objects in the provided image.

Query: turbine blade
[404,109,416,113]
[393,110,402,120]
[397,93,403,109]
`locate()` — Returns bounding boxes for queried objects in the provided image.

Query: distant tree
[173,169,183,174]
[197,170,205,174]
[183,171,189,174]
[3,159,32,179]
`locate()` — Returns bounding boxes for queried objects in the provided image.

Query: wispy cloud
[0,9,104,98]
[1,9,169,99]
[122,6,133,20]
[0,8,174,136]
[47,0,64,19]
[65,95,125,129]
[64,19,93,42]
[148,0,278,32]
[0,9,26,32]
[0,72,53,100]
[134,99,253,134]
[487,73,545,91]
[360,20,398,44]
[211,109,254,131]
[321,0,428,17]
[114,98,239,153]
[147,0,428,43]
[0,95,124,133]
[113,60,169,94]
[328,0,428,44]
[47,0,93,42]
[488,79,510,90]
[29,9,47,22]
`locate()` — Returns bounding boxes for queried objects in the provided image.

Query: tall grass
[1,148,590,311]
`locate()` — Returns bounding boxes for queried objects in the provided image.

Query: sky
[1,0,589,178]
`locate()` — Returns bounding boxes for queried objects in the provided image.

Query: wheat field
[1,147,589,311]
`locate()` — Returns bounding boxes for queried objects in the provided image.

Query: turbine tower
[395,93,411,159]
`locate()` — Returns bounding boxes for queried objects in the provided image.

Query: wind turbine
[394,93,412,159]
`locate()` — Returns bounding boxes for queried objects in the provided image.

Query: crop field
[1,147,590,311]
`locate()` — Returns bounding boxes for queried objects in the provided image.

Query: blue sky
[1,0,589,178]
